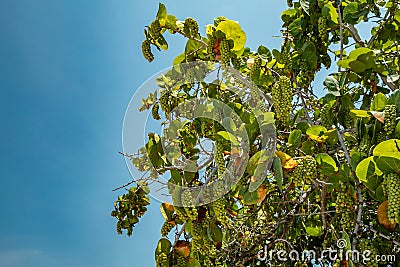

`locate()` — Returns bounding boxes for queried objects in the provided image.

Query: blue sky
[0,1,323,266]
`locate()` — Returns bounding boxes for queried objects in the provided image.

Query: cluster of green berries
[281,48,292,75]
[149,20,162,39]
[219,39,231,67]
[152,102,161,120]
[212,198,228,226]
[156,252,169,267]
[320,103,332,129]
[385,173,400,224]
[181,190,198,221]
[359,239,379,267]
[215,142,226,179]
[384,105,396,135]
[271,76,293,120]
[291,155,317,186]
[142,40,154,62]
[161,221,175,236]
[184,18,199,36]
[335,182,355,231]
[175,254,187,267]
[318,17,328,41]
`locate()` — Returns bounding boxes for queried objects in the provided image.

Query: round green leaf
[156,238,172,255]
[356,156,382,183]
[216,20,246,55]
[315,153,338,175]
[373,139,400,156]
[375,152,400,174]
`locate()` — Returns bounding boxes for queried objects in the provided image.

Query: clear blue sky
[0,1,307,266]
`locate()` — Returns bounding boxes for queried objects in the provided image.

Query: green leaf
[216,131,238,145]
[323,76,340,93]
[373,139,400,156]
[165,15,178,31]
[355,157,381,183]
[350,151,366,171]
[288,17,303,38]
[375,152,400,173]
[288,130,302,148]
[216,20,246,56]
[322,2,338,24]
[160,203,175,221]
[349,60,366,73]
[155,238,172,255]
[273,156,283,192]
[350,110,371,118]
[306,126,327,142]
[281,9,298,24]
[301,140,315,155]
[348,47,372,60]
[370,93,387,111]
[343,2,359,24]
[315,153,338,175]
[156,3,167,24]
[242,190,258,205]
[304,216,323,237]
[303,51,318,69]
[209,223,223,243]
[247,150,271,176]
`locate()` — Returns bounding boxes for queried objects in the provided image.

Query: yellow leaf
[275,151,298,171]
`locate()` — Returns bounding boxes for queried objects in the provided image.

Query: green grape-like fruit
[385,173,400,224]
[357,136,371,155]
[383,105,396,135]
[375,132,387,144]
[207,35,216,59]
[175,254,187,267]
[156,252,169,267]
[290,155,317,186]
[159,92,171,114]
[359,239,379,267]
[318,17,328,41]
[335,182,355,231]
[184,18,199,36]
[215,142,226,178]
[142,40,154,62]
[219,39,231,67]
[212,198,228,225]
[161,221,175,236]
[181,190,198,221]
[252,55,261,72]
[174,206,188,221]
[320,103,332,129]
[152,102,162,120]
[281,48,292,75]
[192,221,203,239]
[271,76,293,120]
[149,20,162,39]
[204,238,217,258]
